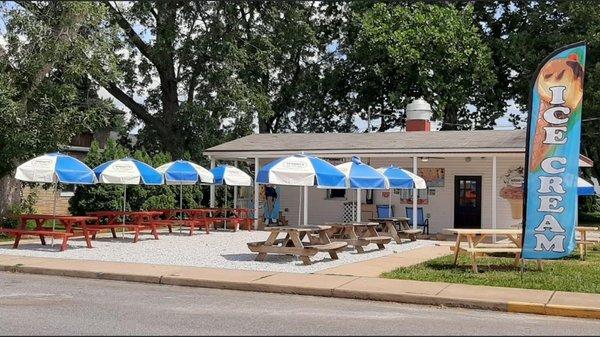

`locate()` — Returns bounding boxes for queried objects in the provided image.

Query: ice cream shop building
[204,100,594,234]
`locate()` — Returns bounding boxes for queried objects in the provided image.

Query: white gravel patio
[0,230,437,274]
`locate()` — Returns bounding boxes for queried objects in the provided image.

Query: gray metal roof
[204,129,528,159]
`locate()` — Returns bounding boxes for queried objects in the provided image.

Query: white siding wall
[270,156,525,233]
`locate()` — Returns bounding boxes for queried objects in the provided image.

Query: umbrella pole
[388,188,392,217]
[51,182,58,247]
[224,185,227,230]
[122,185,126,239]
[179,184,183,234]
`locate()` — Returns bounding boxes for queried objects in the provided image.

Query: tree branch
[102,1,156,65]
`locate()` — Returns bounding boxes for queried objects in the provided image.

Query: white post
[492,156,497,243]
[303,185,308,226]
[233,161,238,209]
[412,156,418,229]
[298,187,302,226]
[209,158,216,208]
[357,188,362,222]
[254,157,259,229]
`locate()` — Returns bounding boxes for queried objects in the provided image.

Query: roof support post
[254,157,260,229]
[209,158,216,208]
[492,156,497,243]
[413,156,418,229]
[233,160,238,209]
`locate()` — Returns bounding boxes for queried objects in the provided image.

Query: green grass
[382,245,600,294]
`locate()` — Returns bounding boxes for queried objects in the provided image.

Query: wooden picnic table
[370,217,421,243]
[0,214,98,251]
[86,211,164,242]
[247,225,347,265]
[323,222,392,253]
[576,226,600,260]
[445,228,525,273]
[152,209,212,235]
[205,208,254,232]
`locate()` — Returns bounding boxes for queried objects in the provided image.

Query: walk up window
[326,189,346,199]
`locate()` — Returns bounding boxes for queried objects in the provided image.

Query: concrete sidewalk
[1,253,599,319]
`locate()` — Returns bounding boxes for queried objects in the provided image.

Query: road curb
[2,261,599,320]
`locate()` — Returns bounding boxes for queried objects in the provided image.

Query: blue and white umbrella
[578,177,596,196]
[15,152,97,244]
[15,152,97,185]
[258,154,346,226]
[336,157,388,221]
[156,160,214,224]
[378,165,427,221]
[94,158,163,236]
[94,158,163,185]
[377,165,427,189]
[156,160,214,185]
[211,165,252,187]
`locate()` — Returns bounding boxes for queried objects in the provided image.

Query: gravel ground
[0,229,436,274]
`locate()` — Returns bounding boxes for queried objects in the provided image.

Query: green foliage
[0,189,38,230]
[0,2,121,178]
[68,140,204,215]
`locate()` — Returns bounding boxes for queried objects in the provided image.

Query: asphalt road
[0,272,599,336]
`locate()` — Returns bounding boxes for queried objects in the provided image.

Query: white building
[204,112,593,235]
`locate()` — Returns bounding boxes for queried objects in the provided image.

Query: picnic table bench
[324,222,392,253]
[86,211,164,243]
[445,228,527,273]
[247,225,347,265]
[370,217,421,243]
[0,215,98,251]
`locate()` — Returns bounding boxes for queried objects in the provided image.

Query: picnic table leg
[466,235,478,273]
[12,234,21,249]
[35,219,47,245]
[110,228,117,238]
[188,222,195,236]
[290,232,311,265]
[60,235,69,251]
[151,225,159,240]
[385,222,402,244]
[133,228,140,243]
[453,234,462,265]
[256,231,279,262]
[367,226,385,250]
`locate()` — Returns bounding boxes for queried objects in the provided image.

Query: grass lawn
[382,245,600,294]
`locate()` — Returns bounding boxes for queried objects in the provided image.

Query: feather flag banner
[522,42,586,259]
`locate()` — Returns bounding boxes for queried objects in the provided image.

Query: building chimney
[405,98,432,132]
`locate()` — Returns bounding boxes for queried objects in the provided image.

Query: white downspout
[254,157,260,230]
[492,156,497,243]
[412,156,418,229]
[209,158,216,208]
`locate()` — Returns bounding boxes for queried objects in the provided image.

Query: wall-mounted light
[465,157,472,163]
[421,157,429,162]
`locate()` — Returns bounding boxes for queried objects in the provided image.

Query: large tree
[330,2,500,131]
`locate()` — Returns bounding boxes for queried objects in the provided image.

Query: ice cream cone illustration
[529,53,585,171]
[500,167,524,220]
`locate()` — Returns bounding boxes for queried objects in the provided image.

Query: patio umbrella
[336,156,388,222]
[15,152,97,245]
[257,154,346,226]
[210,164,252,208]
[578,177,597,196]
[211,164,253,229]
[94,157,164,237]
[156,159,214,214]
[377,165,427,217]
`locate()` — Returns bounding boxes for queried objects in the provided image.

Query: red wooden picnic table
[0,214,98,251]
[206,208,254,232]
[86,211,164,243]
[151,209,212,236]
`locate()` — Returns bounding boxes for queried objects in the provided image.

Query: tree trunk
[0,175,21,217]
